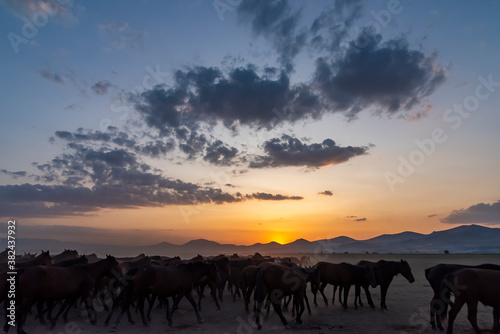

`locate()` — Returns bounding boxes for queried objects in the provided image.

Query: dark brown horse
[425,263,500,330]
[312,262,377,309]
[355,259,414,310]
[442,268,500,334]
[254,263,307,330]
[105,261,219,329]
[50,255,88,267]
[4,255,119,334]
[239,265,259,312]
[51,249,79,264]
[228,258,253,299]
[0,250,51,272]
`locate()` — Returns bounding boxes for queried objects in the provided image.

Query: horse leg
[304,293,312,315]
[380,284,389,310]
[186,290,203,324]
[446,297,465,334]
[36,300,47,325]
[254,299,264,330]
[296,294,305,325]
[493,307,500,334]
[332,285,337,304]
[271,299,289,329]
[146,294,157,322]
[466,300,481,334]
[83,296,97,325]
[363,285,374,309]
[319,282,328,306]
[354,285,360,309]
[197,285,205,311]
[209,281,221,310]
[342,284,350,310]
[338,285,343,304]
[283,295,291,311]
[137,296,148,326]
[50,298,73,329]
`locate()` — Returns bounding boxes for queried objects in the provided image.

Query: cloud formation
[441,200,500,225]
[91,80,112,95]
[2,0,80,27]
[318,190,333,196]
[314,31,446,119]
[1,169,27,179]
[249,135,368,168]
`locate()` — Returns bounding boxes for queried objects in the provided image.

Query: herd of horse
[1,248,499,333]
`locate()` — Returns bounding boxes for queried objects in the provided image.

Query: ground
[11,253,500,334]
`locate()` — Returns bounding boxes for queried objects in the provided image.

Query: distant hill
[2,224,499,257]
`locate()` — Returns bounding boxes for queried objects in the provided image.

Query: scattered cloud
[441,200,500,225]
[249,135,368,168]
[91,80,112,95]
[246,192,303,201]
[318,190,333,196]
[428,214,438,218]
[40,69,65,84]
[2,0,80,27]
[354,217,367,222]
[1,169,27,179]
[313,30,446,120]
[99,22,145,51]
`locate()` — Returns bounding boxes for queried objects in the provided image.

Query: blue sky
[1,0,499,245]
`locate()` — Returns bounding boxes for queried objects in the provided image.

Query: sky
[1,0,500,246]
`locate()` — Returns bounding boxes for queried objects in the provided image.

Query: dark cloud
[246,192,303,201]
[441,200,500,225]
[237,0,306,72]
[318,190,333,196]
[314,31,446,119]
[310,0,363,52]
[40,70,64,84]
[135,66,322,132]
[203,140,238,166]
[354,217,366,222]
[1,169,27,179]
[91,80,112,95]
[0,137,302,218]
[249,135,368,168]
[428,214,438,218]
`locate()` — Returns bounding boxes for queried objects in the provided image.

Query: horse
[51,249,79,264]
[425,263,500,330]
[228,258,253,299]
[198,256,230,308]
[254,263,307,330]
[312,262,377,309]
[239,265,259,312]
[442,268,500,334]
[51,255,88,267]
[4,255,119,333]
[354,259,415,310]
[0,250,51,272]
[119,256,151,275]
[105,261,220,329]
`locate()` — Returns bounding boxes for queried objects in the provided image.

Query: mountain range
[3,224,500,258]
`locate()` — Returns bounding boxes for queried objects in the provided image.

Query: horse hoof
[198,318,204,324]
[257,325,262,330]
[284,324,290,329]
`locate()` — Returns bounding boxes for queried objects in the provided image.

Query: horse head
[399,259,415,283]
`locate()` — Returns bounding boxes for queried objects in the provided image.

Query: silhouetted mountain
[3,224,499,257]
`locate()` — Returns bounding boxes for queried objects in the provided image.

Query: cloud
[1,169,27,179]
[318,190,333,196]
[428,214,438,218]
[134,65,322,133]
[40,70,65,84]
[354,217,367,222]
[313,30,446,119]
[236,0,306,72]
[0,134,302,218]
[2,0,80,27]
[310,0,363,52]
[91,80,112,95]
[441,200,500,225]
[99,22,145,51]
[249,135,368,168]
[203,140,238,166]
[246,192,303,201]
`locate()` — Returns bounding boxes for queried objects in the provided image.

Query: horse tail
[438,272,455,322]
